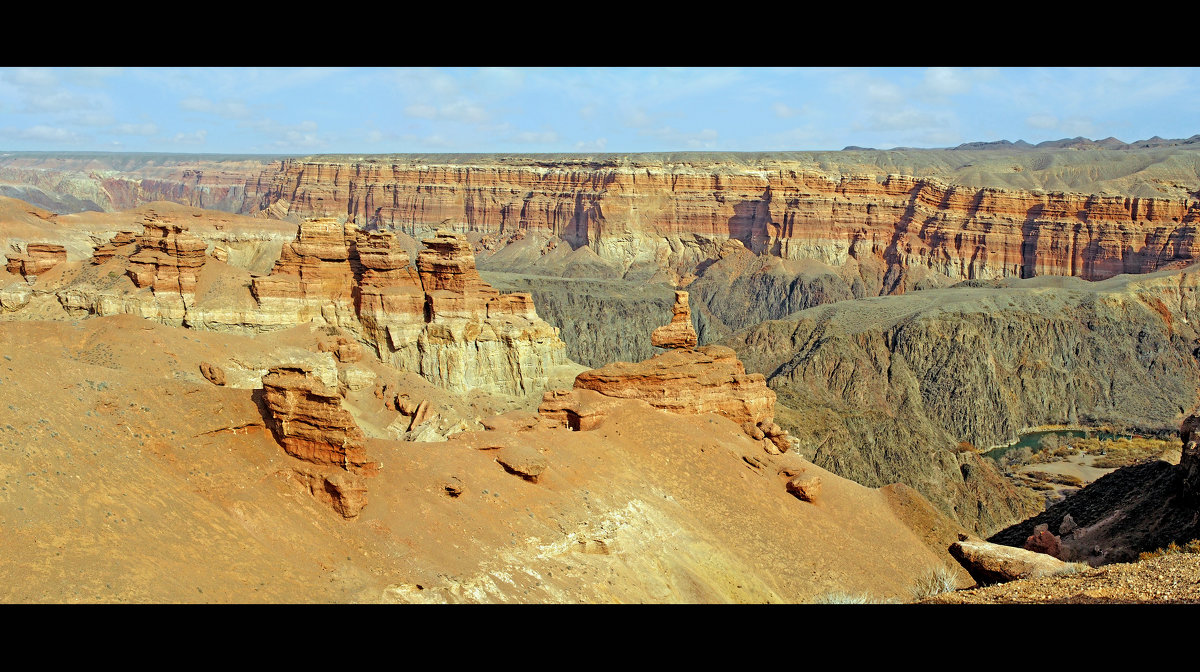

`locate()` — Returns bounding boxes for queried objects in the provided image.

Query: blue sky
[0,67,1195,154]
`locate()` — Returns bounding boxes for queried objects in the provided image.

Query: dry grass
[1139,539,1200,562]
[908,565,960,600]
[1023,471,1085,487]
[1028,435,1179,469]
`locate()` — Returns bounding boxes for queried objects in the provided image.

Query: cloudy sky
[0,67,1195,154]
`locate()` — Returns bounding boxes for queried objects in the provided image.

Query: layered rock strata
[358,230,578,396]
[651,290,698,349]
[38,214,576,398]
[5,243,66,278]
[90,232,137,265]
[574,346,776,431]
[52,215,210,324]
[8,153,1200,292]
[260,365,379,518]
[565,294,790,449]
[244,159,1200,290]
[126,218,207,296]
[728,265,1200,534]
[250,217,360,328]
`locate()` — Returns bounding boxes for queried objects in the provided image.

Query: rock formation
[260,365,379,476]
[260,365,379,518]
[361,230,579,397]
[5,243,67,278]
[563,294,791,448]
[786,475,822,503]
[950,536,1080,586]
[651,290,698,349]
[242,159,1200,290]
[1024,523,1063,558]
[107,215,210,323]
[199,361,226,386]
[91,232,137,265]
[574,345,778,433]
[125,217,207,295]
[250,217,359,328]
[30,213,577,399]
[9,152,1200,293]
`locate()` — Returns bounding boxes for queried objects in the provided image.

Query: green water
[984,428,1125,460]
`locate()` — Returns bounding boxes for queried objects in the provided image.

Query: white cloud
[403,103,437,119]
[393,68,460,98]
[180,97,251,119]
[512,130,559,144]
[66,67,125,87]
[864,81,903,105]
[472,67,525,93]
[1,67,58,89]
[403,99,488,124]
[112,122,159,136]
[574,137,608,151]
[68,110,116,127]
[7,125,83,143]
[1026,114,1058,129]
[863,107,943,132]
[21,90,95,113]
[772,102,803,118]
[171,129,208,145]
[922,67,970,97]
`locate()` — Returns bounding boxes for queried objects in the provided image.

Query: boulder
[949,537,1078,586]
[786,475,822,503]
[199,361,226,386]
[1023,524,1063,558]
[496,445,548,483]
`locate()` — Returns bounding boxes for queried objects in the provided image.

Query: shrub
[812,592,873,604]
[908,565,960,601]
[811,591,900,604]
[1138,539,1200,562]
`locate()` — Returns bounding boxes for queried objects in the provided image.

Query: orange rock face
[125,216,207,294]
[573,345,777,430]
[558,293,788,445]
[251,217,358,303]
[651,290,698,349]
[5,243,67,277]
[91,232,137,265]
[240,160,1200,285]
[417,229,501,319]
[260,365,379,477]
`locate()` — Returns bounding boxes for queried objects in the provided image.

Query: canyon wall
[19,211,579,398]
[244,159,1200,291]
[726,266,1200,534]
[6,154,1200,295]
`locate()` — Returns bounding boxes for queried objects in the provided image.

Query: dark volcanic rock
[726,267,1200,535]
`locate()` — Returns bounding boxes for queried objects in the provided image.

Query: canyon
[5,143,1200,603]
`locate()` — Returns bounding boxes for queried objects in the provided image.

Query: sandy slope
[0,314,969,603]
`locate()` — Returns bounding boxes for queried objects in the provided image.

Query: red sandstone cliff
[5,243,66,278]
[242,160,1200,287]
[9,154,1200,289]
